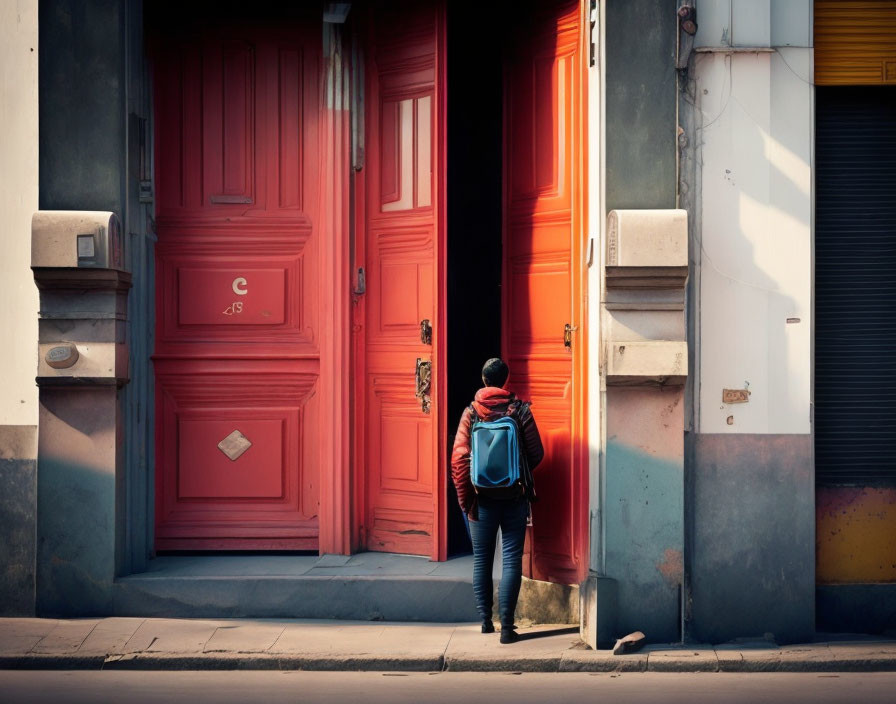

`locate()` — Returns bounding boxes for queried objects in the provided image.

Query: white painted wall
[695,0,812,48]
[587,0,605,574]
[0,0,39,427]
[694,0,813,434]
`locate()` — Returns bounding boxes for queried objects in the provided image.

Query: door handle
[420,319,432,345]
[564,323,579,347]
[415,358,432,414]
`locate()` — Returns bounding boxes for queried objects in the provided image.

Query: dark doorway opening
[445,3,505,556]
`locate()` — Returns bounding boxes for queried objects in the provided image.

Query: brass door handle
[415,358,432,414]
[564,323,579,347]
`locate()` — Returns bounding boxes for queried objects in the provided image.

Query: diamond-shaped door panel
[218,429,252,461]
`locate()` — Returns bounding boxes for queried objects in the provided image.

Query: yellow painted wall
[817,487,896,583]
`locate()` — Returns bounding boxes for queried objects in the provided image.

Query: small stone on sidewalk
[613,631,646,655]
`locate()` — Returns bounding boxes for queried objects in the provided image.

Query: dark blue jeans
[469,495,528,627]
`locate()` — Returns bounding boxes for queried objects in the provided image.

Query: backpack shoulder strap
[468,403,480,424]
[509,400,530,424]
[509,400,537,501]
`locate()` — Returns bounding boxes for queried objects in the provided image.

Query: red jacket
[450,386,545,519]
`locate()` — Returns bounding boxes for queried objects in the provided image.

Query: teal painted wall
[605,387,684,643]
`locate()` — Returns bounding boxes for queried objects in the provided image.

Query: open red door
[503,0,588,584]
[356,2,447,558]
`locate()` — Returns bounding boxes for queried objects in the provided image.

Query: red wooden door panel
[152,18,323,550]
[359,3,445,556]
[504,1,588,584]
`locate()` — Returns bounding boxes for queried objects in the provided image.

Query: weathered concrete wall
[689,434,814,644]
[0,0,39,616]
[0,427,37,615]
[682,0,815,643]
[605,387,684,643]
[605,0,677,211]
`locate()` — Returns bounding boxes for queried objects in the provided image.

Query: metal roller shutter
[815,0,896,86]
[815,86,896,485]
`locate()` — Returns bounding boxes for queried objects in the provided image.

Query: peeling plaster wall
[0,0,39,615]
[684,0,815,643]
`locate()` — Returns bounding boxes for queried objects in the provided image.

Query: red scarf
[472,386,516,420]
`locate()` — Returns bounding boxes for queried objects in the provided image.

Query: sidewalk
[2,618,896,672]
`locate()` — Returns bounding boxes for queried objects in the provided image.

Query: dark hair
[481,357,509,388]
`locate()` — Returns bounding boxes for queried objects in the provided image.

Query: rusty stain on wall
[657,547,683,586]
[722,388,750,404]
[817,487,896,584]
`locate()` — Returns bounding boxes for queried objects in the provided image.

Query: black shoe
[499,627,519,644]
[481,620,495,633]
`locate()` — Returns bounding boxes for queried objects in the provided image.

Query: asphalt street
[2,671,896,704]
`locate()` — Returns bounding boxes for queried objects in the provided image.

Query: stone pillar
[32,211,130,615]
[584,209,688,648]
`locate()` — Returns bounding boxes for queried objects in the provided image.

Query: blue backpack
[469,404,532,499]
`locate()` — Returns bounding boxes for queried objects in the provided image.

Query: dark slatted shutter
[815,86,896,485]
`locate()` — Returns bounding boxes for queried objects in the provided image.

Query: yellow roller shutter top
[815,0,896,85]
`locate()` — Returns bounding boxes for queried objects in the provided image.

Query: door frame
[144,1,585,563]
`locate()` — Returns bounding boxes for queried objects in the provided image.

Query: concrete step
[113,553,480,622]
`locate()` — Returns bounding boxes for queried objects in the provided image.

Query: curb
[3,653,896,672]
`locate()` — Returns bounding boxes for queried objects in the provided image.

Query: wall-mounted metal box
[606,209,688,289]
[31,210,124,270]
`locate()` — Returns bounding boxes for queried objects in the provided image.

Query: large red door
[356,2,446,557]
[152,14,324,550]
[503,1,588,584]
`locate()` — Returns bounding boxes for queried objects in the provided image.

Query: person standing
[451,357,544,644]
